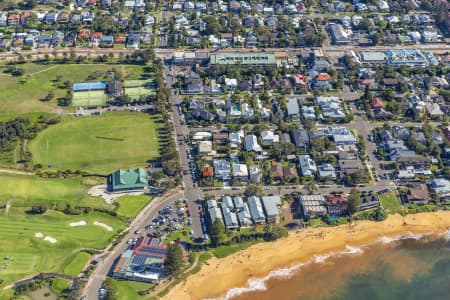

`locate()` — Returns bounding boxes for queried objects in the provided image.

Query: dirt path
[0,168,34,176]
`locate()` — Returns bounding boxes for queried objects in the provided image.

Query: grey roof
[247,196,266,223]
[209,206,223,222]
[292,129,309,147]
[221,205,239,229]
[233,196,252,226]
[287,98,300,116]
[261,196,281,217]
[222,195,234,209]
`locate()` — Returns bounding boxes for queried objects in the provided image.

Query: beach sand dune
[164,211,450,300]
[93,221,113,231]
[69,220,87,227]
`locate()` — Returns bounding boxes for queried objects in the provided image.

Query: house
[107,168,148,192]
[338,159,363,175]
[202,166,214,178]
[371,108,393,119]
[318,164,337,180]
[44,12,58,24]
[359,194,380,211]
[298,155,317,176]
[247,196,266,224]
[328,23,352,44]
[249,166,261,182]
[221,196,239,230]
[405,183,432,204]
[198,141,213,156]
[280,133,292,145]
[261,130,279,145]
[127,33,140,49]
[283,165,299,181]
[238,80,252,91]
[232,163,249,181]
[286,97,300,119]
[325,194,347,216]
[225,78,238,90]
[299,195,327,220]
[213,132,229,145]
[315,96,345,119]
[312,73,332,90]
[233,196,252,227]
[245,135,262,152]
[253,74,265,90]
[430,179,450,200]
[230,130,244,148]
[302,106,316,120]
[371,98,384,108]
[207,200,223,223]
[261,196,281,223]
[269,162,284,181]
[396,156,431,170]
[292,129,309,150]
[213,159,231,182]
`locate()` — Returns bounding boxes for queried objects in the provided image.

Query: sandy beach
[164,211,450,300]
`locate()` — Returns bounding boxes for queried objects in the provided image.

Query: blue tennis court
[73,82,106,91]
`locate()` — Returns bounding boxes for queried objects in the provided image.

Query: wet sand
[164,211,450,300]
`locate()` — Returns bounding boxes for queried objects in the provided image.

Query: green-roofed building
[107,168,148,192]
[209,52,276,66]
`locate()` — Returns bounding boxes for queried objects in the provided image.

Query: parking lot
[127,199,193,245]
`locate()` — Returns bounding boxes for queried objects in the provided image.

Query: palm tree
[304,181,318,195]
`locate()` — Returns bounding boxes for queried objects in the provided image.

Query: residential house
[339,159,363,175]
[230,130,244,148]
[249,166,261,182]
[247,196,266,224]
[312,73,332,90]
[430,178,450,200]
[325,194,347,216]
[245,134,262,152]
[269,162,284,181]
[292,129,309,150]
[360,194,380,210]
[405,183,432,204]
[213,132,229,145]
[213,159,231,181]
[318,163,337,180]
[198,141,213,156]
[261,130,279,145]
[232,163,249,181]
[287,97,300,119]
[261,196,281,223]
[396,156,431,170]
[221,196,239,230]
[298,155,317,176]
[283,165,299,182]
[207,200,223,223]
[233,196,252,227]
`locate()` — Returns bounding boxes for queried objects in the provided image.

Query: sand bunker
[94,221,113,231]
[44,236,57,244]
[34,232,44,238]
[69,220,87,227]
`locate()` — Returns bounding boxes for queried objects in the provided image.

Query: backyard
[29,112,163,174]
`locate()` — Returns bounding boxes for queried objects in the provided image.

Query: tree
[263,224,288,241]
[304,181,318,194]
[347,188,361,215]
[210,218,226,247]
[244,184,264,197]
[165,243,184,277]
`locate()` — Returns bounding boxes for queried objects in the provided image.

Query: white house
[299,155,317,176]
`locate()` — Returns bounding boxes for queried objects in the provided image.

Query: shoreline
[164,211,450,300]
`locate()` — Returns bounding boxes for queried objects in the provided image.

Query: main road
[82,191,183,300]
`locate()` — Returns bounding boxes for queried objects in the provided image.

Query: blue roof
[73,81,106,91]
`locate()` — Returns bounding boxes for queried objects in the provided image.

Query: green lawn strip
[29,112,163,174]
[210,240,263,258]
[0,173,110,210]
[51,278,71,294]
[379,192,400,212]
[115,195,152,218]
[63,252,91,277]
[0,63,147,114]
[0,208,125,288]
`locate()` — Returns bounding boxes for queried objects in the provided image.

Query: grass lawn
[29,112,163,174]
[63,252,91,277]
[51,278,71,294]
[115,195,152,218]
[113,279,153,300]
[210,240,262,258]
[379,192,400,212]
[0,208,125,288]
[0,63,147,114]
[0,173,111,210]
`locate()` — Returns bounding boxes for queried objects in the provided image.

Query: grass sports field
[0,173,110,209]
[0,63,147,114]
[63,251,91,276]
[29,112,163,174]
[109,279,152,300]
[124,87,156,100]
[0,208,125,288]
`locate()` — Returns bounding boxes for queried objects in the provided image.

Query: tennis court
[72,91,108,107]
[73,82,107,92]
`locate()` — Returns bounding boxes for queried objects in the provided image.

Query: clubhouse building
[107,168,148,193]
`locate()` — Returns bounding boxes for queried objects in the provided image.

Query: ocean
[224,232,450,300]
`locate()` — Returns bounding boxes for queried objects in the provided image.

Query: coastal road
[82,191,183,300]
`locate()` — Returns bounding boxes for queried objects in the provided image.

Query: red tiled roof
[91,32,103,39]
[316,73,331,81]
[202,166,214,177]
[371,98,384,108]
[78,29,91,39]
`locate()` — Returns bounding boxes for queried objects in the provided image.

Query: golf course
[0,208,126,289]
[29,112,163,174]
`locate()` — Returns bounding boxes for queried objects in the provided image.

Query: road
[82,191,183,300]
[164,64,204,239]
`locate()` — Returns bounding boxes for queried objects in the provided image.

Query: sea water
[225,232,450,300]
